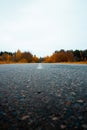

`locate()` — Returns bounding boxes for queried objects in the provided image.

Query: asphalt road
[0,63,87,130]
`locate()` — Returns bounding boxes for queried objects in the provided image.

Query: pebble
[65,101,71,105]
[51,116,58,121]
[21,115,29,120]
[60,124,66,129]
[26,86,29,88]
[22,94,26,98]
[82,124,87,129]
[77,99,84,103]
[57,93,61,97]
[37,91,41,94]
[51,114,60,121]
[78,116,83,120]
[71,92,76,95]
[28,80,30,82]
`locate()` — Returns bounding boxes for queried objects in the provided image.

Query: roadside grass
[0,61,87,64]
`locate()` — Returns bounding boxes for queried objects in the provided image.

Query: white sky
[0,0,87,57]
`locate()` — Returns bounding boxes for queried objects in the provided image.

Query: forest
[0,49,87,64]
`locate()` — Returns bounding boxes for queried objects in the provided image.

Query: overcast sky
[0,0,87,57]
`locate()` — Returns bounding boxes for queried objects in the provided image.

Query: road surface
[0,63,87,130]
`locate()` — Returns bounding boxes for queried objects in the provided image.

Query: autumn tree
[33,55,39,63]
[0,56,2,62]
[44,56,51,63]
[2,53,12,62]
[21,51,33,63]
[15,49,22,62]
[51,50,68,62]
[66,50,74,62]
[82,50,87,61]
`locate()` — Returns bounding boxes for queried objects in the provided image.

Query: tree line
[44,49,87,63]
[0,50,39,63]
[0,49,87,63]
